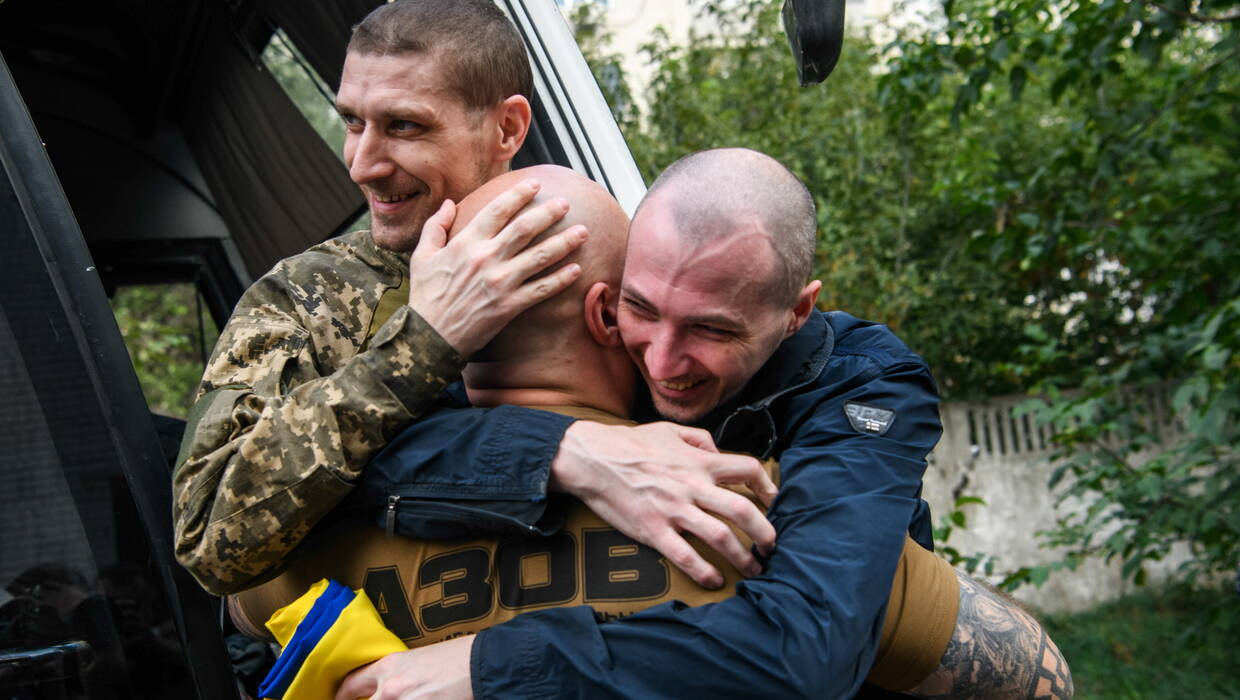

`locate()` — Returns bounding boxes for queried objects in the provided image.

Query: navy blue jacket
[364,310,941,699]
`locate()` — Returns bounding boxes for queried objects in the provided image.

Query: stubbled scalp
[639,148,817,305]
[451,165,629,354]
[346,0,532,110]
[906,571,1075,699]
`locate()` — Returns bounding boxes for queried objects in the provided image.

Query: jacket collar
[707,310,834,454]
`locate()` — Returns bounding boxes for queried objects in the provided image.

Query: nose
[643,325,689,380]
[347,126,395,185]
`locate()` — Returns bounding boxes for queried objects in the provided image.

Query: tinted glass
[0,176,197,700]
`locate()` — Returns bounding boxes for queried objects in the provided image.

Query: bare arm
[906,571,1074,699]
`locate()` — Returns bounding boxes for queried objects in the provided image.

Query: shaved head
[451,165,630,361]
[638,148,817,305]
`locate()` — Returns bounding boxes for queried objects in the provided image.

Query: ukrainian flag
[258,579,406,700]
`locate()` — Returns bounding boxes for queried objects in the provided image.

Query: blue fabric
[368,311,943,699]
[471,311,942,699]
[360,401,575,537]
[257,580,355,699]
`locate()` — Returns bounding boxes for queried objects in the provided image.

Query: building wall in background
[926,389,1190,613]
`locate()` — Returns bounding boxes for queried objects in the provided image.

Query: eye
[621,296,656,319]
[696,324,735,340]
[389,119,423,134]
[339,113,362,129]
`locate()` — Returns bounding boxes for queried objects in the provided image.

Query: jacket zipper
[384,495,541,536]
[386,495,400,536]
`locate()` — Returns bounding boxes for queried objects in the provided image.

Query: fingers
[459,178,543,243]
[491,197,572,258]
[506,261,582,310]
[695,487,777,559]
[711,453,778,508]
[506,223,587,282]
[666,423,719,453]
[335,665,377,700]
[675,505,763,579]
[649,529,725,589]
[414,198,454,258]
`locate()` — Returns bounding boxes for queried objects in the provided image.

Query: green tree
[572,0,1239,586]
[574,0,1044,399]
[110,284,219,418]
[882,0,1239,587]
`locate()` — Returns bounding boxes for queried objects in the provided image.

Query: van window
[261,29,370,235]
[110,283,220,420]
[262,28,345,159]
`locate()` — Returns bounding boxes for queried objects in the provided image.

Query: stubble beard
[370,154,495,254]
[369,197,431,254]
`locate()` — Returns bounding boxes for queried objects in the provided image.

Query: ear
[584,282,622,347]
[784,279,822,339]
[491,94,532,163]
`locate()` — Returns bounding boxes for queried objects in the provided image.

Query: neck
[464,342,635,419]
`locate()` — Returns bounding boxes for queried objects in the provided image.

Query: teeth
[660,379,700,391]
[374,193,414,203]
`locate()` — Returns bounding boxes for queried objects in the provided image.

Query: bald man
[234,165,1070,700]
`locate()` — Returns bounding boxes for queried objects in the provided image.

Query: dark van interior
[1,2,385,697]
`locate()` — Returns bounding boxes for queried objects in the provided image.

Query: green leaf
[1199,309,1227,346]
[1009,64,1028,101]
[1024,323,1049,342]
[1050,68,1078,102]
[1028,565,1051,587]
[1203,346,1231,371]
[1016,212,1040,228]
[1049,463,1072,490]
[990,37,1010,63]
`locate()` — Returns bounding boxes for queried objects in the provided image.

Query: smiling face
[618,197,800,423]
[336,50,504,253]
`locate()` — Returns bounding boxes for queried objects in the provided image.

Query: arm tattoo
[904,570,1074,699]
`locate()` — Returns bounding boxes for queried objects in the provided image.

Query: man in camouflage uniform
[173,0,774,596]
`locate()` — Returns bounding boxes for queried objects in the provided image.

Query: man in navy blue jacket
[335,149,1024,699]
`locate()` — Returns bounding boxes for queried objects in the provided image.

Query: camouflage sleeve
[172,271,463,595]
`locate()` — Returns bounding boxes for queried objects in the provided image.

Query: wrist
[548,421,600,496]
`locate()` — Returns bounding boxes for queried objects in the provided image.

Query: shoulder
[238,230,403,310]
[266,230,404,288]
[823,311,926,371]
[222,231,407,367]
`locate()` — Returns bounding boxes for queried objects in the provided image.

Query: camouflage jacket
[172,230,464,595]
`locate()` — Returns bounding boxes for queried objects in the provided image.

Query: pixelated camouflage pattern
[173,230,465,595]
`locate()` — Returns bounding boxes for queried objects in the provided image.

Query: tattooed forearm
[904,570,1074,699]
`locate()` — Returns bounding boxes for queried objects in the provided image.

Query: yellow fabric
[266,578,329,647]
[360,278,409,352]
[264,579,406,700]
[867,536,960,691]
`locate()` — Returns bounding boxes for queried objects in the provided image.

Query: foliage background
[110,284,218,417]
[571,0,1239,590]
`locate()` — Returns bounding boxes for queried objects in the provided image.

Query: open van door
[0,55,241,699]
[0,1,647,696]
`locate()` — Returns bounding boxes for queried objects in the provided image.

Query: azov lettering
[361,528,669,641]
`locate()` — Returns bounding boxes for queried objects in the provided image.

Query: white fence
[922,388,1190,614]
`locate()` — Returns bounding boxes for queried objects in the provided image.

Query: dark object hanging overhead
[781,0,846,86]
